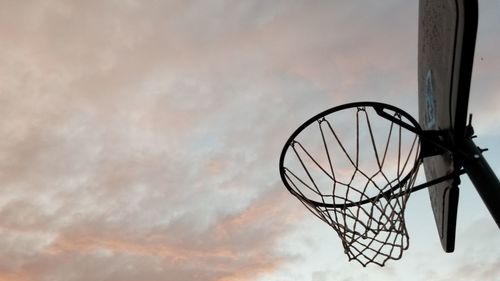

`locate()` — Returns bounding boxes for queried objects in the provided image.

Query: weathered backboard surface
[418,0,478,252]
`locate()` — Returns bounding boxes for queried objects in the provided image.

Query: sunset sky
[1,1,499,280]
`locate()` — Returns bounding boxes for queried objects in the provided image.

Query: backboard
[418,0,478,252]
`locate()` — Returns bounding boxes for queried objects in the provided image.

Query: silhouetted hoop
[279,102,422,266]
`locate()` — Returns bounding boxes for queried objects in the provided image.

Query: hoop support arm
[419,130,452,158]
[284,165,466,209]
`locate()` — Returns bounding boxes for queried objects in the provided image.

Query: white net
[281,105,421,266]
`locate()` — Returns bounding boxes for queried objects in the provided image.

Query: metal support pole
[460,138,500,228]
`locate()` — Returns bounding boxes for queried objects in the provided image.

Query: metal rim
[279,101,423,208]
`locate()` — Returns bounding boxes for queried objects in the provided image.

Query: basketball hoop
[280,0,500,266]
[279,101,500,266]
[279,102,424,266]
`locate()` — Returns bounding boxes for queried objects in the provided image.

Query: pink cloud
[1,1,497,280]
[0,187,298,281]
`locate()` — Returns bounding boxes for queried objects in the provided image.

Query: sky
[0,1,499,280]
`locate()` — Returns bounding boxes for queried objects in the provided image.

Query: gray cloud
[1,1,499,281]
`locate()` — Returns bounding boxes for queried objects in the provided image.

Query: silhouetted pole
[461,137,500,228]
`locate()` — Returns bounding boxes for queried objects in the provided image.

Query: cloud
[405,216,500,281]
[1,1,499,281]
[0,187,299,281]
[443,260,500,281]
